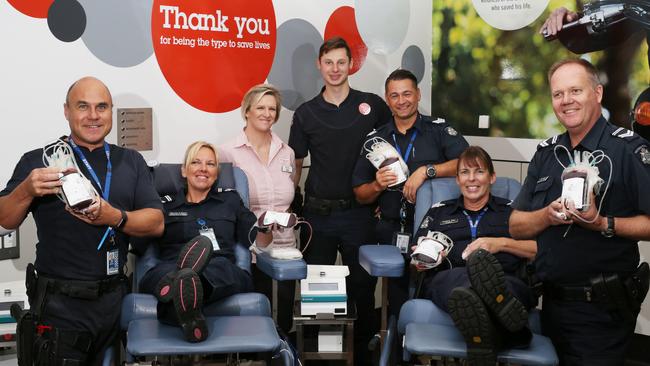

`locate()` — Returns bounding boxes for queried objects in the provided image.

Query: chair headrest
[151,162,237,197]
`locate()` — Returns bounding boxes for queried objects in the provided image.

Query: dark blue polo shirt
[512,116,650,285]
[0,140,162,280]
[414,194,523,273]
[289,88,391,200]
[351,114,469,224]
[158,189,256,263]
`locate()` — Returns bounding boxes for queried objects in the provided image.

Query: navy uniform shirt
[512,116,650,285]
[289,88,391,200]
[158,189,256,263]
[0,140,162,280]
[351,114,469,224]
[415,195,523,273]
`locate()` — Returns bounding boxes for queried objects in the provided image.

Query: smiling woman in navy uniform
[415,146,537,365]
[139,141,273,342]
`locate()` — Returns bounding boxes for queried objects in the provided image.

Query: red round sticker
[152,0,276,113]
[359,102,371,115]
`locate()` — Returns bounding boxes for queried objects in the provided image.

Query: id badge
[281,164,293,173]
[200,228,220,251]
[106,249,119,275]
[393,232,411,254]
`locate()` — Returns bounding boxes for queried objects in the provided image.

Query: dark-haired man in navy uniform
[352,68,468,315]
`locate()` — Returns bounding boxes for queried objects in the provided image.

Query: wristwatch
[116,209,128,230]
[601,215,615,238]
[425,164,437,179]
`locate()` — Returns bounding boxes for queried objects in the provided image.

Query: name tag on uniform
[200,228,220,251]
[281,164,293,173]
[107,249,119,275]
[439,218,458,226]
[393,232,411,254]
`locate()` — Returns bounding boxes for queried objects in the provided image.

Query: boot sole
[467,249,528,332]
[177,235,213,274]
[448,287,497,366]
[173,268,208,342]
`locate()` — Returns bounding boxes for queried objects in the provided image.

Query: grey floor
[0,348,16,366]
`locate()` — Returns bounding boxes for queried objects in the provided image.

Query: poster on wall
[431,0,649,140]
[6,0,429,115]
[471,0,548,30]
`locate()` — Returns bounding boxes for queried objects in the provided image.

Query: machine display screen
[308,283,338,291]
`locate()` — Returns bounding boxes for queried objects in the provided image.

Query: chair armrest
[397,299,454,334]
[255,252,307,281]
[134,245,161,292]
[234,242,252,274]
[359,245,405,278]
[121,293,158,330]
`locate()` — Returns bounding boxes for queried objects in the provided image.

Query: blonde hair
[182,141,219,172]
[240,84,282,123]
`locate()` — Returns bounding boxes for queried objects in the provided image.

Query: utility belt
[304,195,360,216]
[13,264,123,365]
[544,262,649,322]
[37,274,126,301]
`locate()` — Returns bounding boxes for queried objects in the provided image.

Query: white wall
[0,1,431,276]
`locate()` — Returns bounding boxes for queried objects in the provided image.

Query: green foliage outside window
[432,0,650,139]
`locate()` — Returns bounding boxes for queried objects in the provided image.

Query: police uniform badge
[445,127,458,136]
[420,216,431,229]
[636,145,650,165]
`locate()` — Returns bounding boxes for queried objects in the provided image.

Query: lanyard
[68,137,112,201]
[392,129,418,164]
[462,207,488,240]
[68,137,114,250]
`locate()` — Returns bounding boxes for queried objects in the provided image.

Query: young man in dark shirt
[289,37,391,364]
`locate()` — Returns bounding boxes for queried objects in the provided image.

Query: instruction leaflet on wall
[117,108,153,151]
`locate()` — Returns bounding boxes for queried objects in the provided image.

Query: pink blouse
[219,130,296,247]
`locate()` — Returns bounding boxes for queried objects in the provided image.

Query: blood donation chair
[360,177,559,365]
[118,163,303,365]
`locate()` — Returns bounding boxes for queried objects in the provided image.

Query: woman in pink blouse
[219,84,298,333]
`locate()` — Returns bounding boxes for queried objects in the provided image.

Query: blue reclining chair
[400,176,557,365]
[119,162,296,365]
[360,177,558,365]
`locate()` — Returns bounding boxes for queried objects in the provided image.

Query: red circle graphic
[152,0,276,113]
[7,0,54,18]
[324,6,367,75]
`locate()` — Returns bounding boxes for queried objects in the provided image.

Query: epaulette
[430,201,446,208]
[160,194,174,204]
[611,127,636,140]
[537,135,559,150]
[214,187,237,193]
[419,215,432,229]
